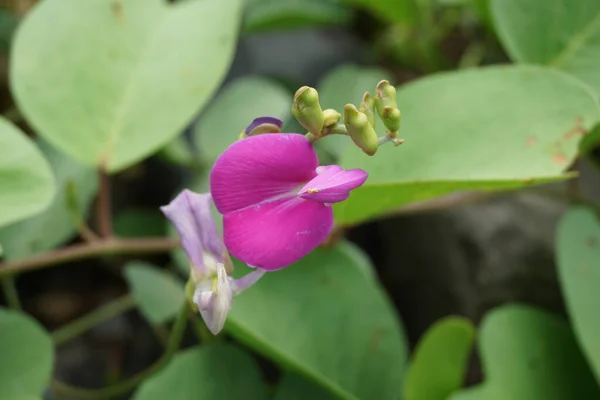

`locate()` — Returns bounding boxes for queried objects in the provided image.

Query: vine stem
[0,237,180,277]
[1,276,21,309]
[52,295,137,346]
[51,303,190,400]
[97,167,113,238]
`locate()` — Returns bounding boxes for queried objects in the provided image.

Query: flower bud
[375,81,401,133]
[359,92,375,128]
[344,104,378,156]
[322,109,341,128]
[292,86,325,135]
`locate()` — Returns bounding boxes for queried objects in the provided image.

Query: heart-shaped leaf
[0,140,97,259]
[124,262,185,324]
[224,242,408,400]
[335,65,600,225]
[404,316,475,400]
[556,206,600,383]
[0,118,54,228]
[450,304,600,399]
[0,308,54,398]
[491,0,600,95]
[134,344,268,400]
[11,0,242,172]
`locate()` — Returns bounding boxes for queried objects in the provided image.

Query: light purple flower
[161,190,265,335]
[210,131,368,271]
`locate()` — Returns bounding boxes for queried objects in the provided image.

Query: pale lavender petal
[160,190,225,272]
[223,197,333,271]
[210,133,318,215]
[231,269,267,295]
[298,165,368,204]
[193,263,232,335]
[245,116,283,134]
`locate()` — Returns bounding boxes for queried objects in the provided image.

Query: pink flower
[210,129,368,271]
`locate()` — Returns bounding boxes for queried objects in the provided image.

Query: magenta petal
[223,197,333,271]
[210,133,319,214]
[298,165,368,204]
[160,190,225,272]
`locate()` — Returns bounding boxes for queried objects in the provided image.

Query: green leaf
[157,135,197,167]
[225,242,408,400]
[404,316,475,400]
[134,344,268,400]
[0,308,54,397]
[275,374,338,400]
[335,65,600,225]
[491,0,600,95]
[124,262,185,324]
[243,0,352,34]
[0,140,97,260]
[11,0,242,172]
[579,123,600,156]
[0,117,55,228]
[556,206,600,383]
[317,65,392,158]
[114,208,166,238]
[450,304,600,400]
[194,76,291,162]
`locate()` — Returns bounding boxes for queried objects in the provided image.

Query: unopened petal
[223,197,333,271]
[161,190,225,271]
[245,116,283,135]
[298,165,368,204]
[193,263,233,335]
[210,133,318,215]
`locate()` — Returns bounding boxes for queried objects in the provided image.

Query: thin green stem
[52,303,189,400]
[0,237,180,277]
[53,295,136,346]
[1,276,21,309]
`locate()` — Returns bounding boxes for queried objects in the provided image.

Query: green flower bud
[359,92,375,128]
[344,104,378,156]
[292,86,325,135]
[382,106,401,133]
[322,109,341,128]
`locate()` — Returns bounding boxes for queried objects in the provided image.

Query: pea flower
[210,118,368,271]
[161,191,265,335]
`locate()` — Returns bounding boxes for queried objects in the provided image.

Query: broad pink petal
[298,165,368,204]
[160,190,225,273]
[223,197,333,271]
[210,133,318,215]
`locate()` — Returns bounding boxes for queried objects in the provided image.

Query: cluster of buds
[290,81,404,156]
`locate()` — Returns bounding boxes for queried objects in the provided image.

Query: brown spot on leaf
[523,178,534,185]
[369,327,384,352]
[552,152,567,165]
[563,117,586,140]
[526,136,537,148]
[111,0,125,23]
[586,236,597,248]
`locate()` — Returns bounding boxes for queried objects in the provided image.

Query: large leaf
[317,65,392,158]
[243,0,352,34]
[194,76,291,162]
[275,374,337,400]
[450,304,600,400]
[0,118,54,228]
[556,206,600,382]
[335,65,600,224]
[0,308,54,398]
[0,141,97,260]
[124,262,185,324]
[134,344,268,400]
[404,316,475,400]
[11,0,242,172]
[224,242,408,400]
[491,0,600,95]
